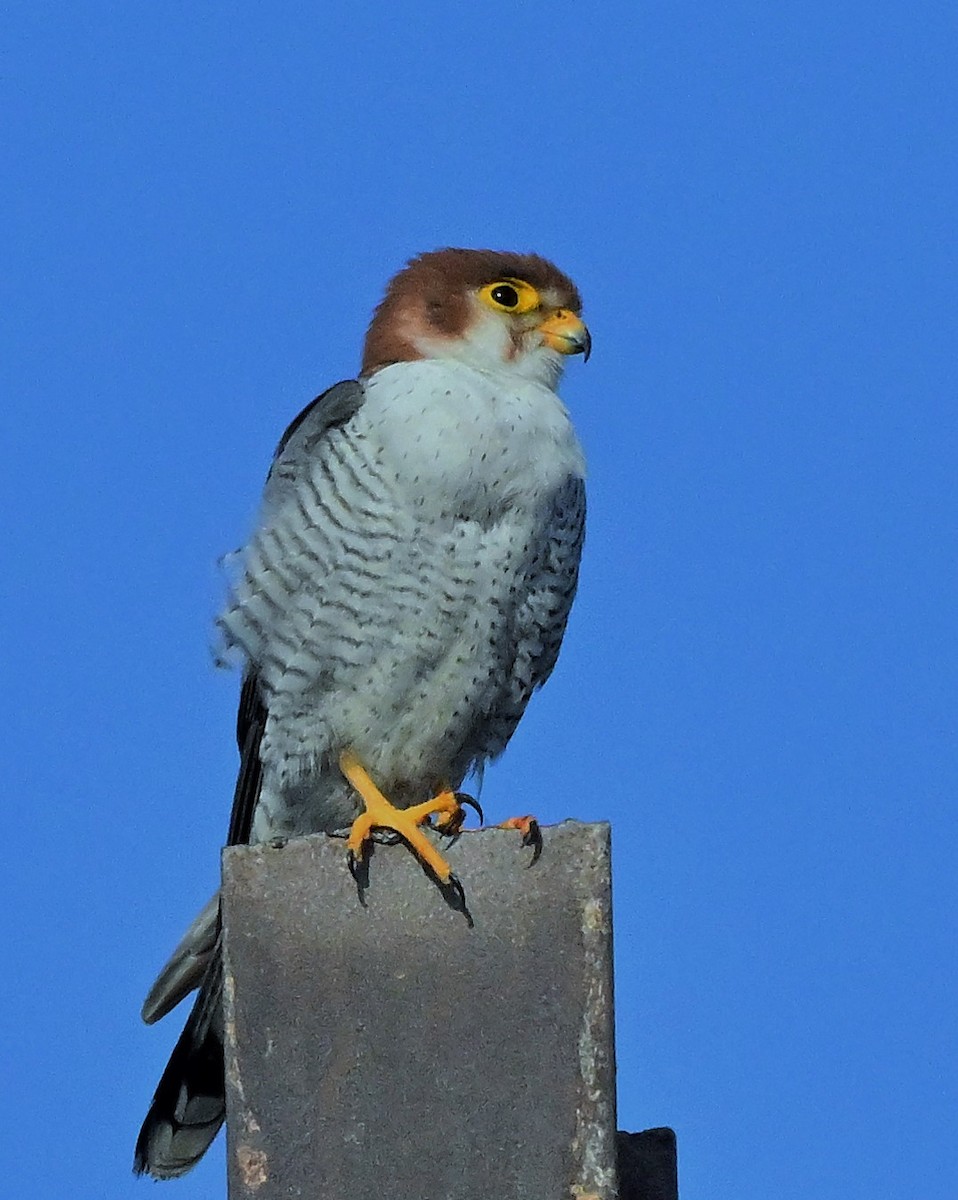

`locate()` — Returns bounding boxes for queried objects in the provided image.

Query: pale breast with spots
[360,361,585,524]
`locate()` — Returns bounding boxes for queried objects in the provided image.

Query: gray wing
[217,378,371,674]
[218,379,366,832]
[484,473,586,757]
[520,473,586,689]
[264,379,366,499]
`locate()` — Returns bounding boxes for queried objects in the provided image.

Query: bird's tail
[134,954,226,1178]
[135,667,264,1178]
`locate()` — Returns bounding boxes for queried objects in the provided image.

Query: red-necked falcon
[134,249,590,1178]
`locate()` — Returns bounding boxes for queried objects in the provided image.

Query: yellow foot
[339,750,471,886]
[498,814,543,865]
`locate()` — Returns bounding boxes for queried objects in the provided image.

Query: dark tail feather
[135,672,264,1177]
[135,671,264,1178]
[134,962,225,1179]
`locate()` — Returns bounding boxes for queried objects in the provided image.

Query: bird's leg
[497,814,543,865]
[339,750,466,885]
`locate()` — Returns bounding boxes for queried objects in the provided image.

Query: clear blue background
[3,4,955,1197]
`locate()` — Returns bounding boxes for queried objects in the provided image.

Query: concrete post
[220,821,652,1199]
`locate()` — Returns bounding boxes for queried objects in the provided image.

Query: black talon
[346,848,370,904]
[440,872,473,926]
[447,873,466,908]
[455,792,484,825]
[523,819,543,866]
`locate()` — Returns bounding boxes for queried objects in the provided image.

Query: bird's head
[361,248,590,387]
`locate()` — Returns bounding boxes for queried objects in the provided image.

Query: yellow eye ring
[478,278,541,315]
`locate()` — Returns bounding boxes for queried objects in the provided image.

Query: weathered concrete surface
[221,821,617,1200]
[617,1128,678,1200]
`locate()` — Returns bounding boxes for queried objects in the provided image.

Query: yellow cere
[478,278,541,315]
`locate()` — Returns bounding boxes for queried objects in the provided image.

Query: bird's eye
[490,284,520,309]
[479,279,541,314]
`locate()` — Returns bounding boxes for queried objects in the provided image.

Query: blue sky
[3,3,956,1197]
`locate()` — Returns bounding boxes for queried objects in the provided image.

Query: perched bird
[134,248,590,1178]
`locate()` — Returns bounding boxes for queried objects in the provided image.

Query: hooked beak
[537,308,592,362]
